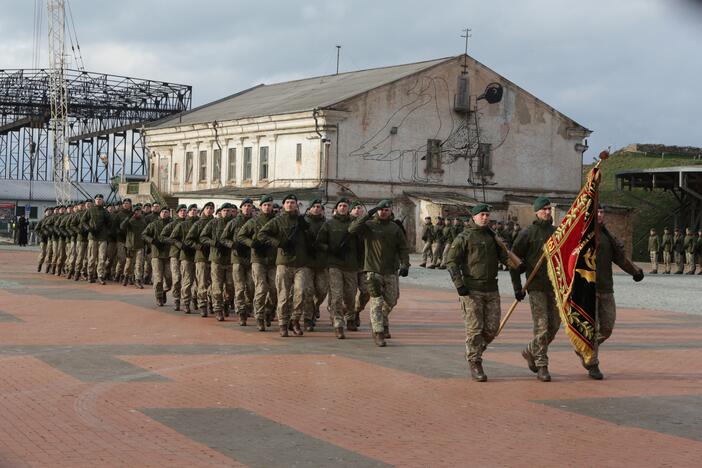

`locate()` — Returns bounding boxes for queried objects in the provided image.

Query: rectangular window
[227,148,236,181]
[198,150,207,182]
[426,139,442,173]
[259,146,269,180]
[173,162,179,182]
[212,148,221,181]
[185,151,193,182]
[296,143,302,163]
[243,147,252,180]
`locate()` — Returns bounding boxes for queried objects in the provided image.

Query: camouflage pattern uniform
[170,213,200,313]
[222,212,255,324]
[185,213,214,316]
[142,214,172,304]
[648,231,660,273]
[673,229,684,273]
[661,229,673,274]
[684,229,696,274]
[121,212,147,284]
[304,211,328,329]
[419,220,434,267]
[201,211,236,320]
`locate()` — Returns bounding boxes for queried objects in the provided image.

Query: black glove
[252,239,266,253]
[515,262,527,274]
[514,289,526,301]
[279,238,294,253]
[632,270,644,282]
[398,266,409,277]
[456,285,470,297]
[297,216,309,230]
[367,206,379,217]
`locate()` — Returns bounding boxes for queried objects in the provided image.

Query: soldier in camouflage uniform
[258,193,314,337]
[419,217,434,268]
[428,217,446,269]
[106,203,119,280]
[143,202,160,284]
[160,204,187,310]
[351,201,370,328]
[169,204,199,314]
[447,203,510,381]
[661,227,673,274]
[121,204,147,288]
[304,199,328,331]
[683,227,696,274]
[113,199,133,282]
[648,228,660,274]
[201,203,236,321]
[510,196,558,382]
[349,199,410,347]
[316,198,361,338]
[142,207,172,306]
[35,207,54,273]
[222,200,255,325]
[51,205,67,276]
[673,227,684,274]
[237,195,277,331]
[85,194,110,284]
[185,201,215,317]
[76,200,93,281]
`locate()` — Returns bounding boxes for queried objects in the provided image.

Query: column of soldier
[33,193,410,347]
[32,193,646,382]
[647,227,702,275]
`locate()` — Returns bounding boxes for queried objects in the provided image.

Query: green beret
[260,195,274,204]
[470,203,491,216]
[335,197,350,207]
[203,201,215,210]
[311,198,323,206]
[282,194,298,203]
[188,204,198,211]
[176,204,187,211]
[143,202,152,207]
[377,199,392,209]
[94,194,104,199]
[133,204,143,211]
[350,200,362,209]
[220,202,234,210]
[160,207,170,213]
[122,198,132,204]
[533,196,551,211]
[240,198,253,207]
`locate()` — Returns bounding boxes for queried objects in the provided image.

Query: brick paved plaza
[0,247,700,467]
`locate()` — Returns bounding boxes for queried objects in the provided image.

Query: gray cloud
[1,0,700,161]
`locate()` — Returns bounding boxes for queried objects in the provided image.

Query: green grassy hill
[585,150,702,261]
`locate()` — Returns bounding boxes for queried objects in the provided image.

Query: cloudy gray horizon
[2,0,701,162]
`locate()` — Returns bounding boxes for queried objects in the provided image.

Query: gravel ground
[401,254,702,316]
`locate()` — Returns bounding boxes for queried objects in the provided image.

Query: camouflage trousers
[37,240,53,270]
[275,265,312,326]
[151,257,172,298]
[526,289,561,367]
[306,268,328,322]
[211,263,234,314]
[328,267,358,328]
[106,241,117,276]
[180,260,197,308]
[589,292,617,367]
[649,251,658,272]
[685,252,696,273]
[460,290,501,363]
[115,241,127,277]
[87,239,108,279]
[195,261,211,308]
[144,250,152,280]
[431,241,445,267]
[674,252,684,273]
[125,249,144,282]
[65,239,76,274]
[440,243,452,268]
[421,241,433,265]
[74,240,88,278]
[354,271,370,315]
[52,238,66,272]
[367,272,399,333]
[252,263,277,322]
[170,257,182,301]
[233,263,254,317]
[662,251,672,273]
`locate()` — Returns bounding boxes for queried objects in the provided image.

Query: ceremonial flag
[543,157,604,366]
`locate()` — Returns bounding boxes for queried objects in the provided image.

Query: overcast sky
[1,0,701,162]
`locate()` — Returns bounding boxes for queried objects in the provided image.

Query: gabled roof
[150,57,455,129]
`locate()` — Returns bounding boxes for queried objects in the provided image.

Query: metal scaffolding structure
[0,67,192,187]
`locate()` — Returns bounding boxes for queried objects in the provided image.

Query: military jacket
[85,205,110,241]
[420,223,434,243]
[221,214,252,265]
[673,233,684,253]
[684,234,696,254]
[184,215,213,263]
[258,211,313,267]
[113,209,132,243]
[597,226,640,293]
[661,233,673,253]
[122,216,147,250]
[200,215,234,265]
[142,217,170,259]
[305,213,327,269]
[434,223,446,244]
[443,224,455,245]
[161,217,185,258]
[316,213,360,272]
[348,212,410,275]
[648,235,660,252]
[237,213,276,266]
[35,216,50,243]
[170,216,199,262]
[446,220,509,292]
[510,218,556,292]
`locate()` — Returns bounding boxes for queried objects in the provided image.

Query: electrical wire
[66,0,85,70]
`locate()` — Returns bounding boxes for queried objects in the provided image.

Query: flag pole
[495,253,546,337]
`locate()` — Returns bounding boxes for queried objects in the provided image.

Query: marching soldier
[106,202,119,280]
[446,203,511,381]
[349,199,410,347]
[439,217,455,269]
[648,228,660,274]
[351,201,370,328]
[85,194,110,284]
[169,204,200,314]
[185,201,215,317]
[419,216,434,268]
[304,199,328,331]
[582,206,645,379]
[142,207,172,306]
[161,204,187,310]
[35,207,54,273]
[317,197,360,339]
[222,199,255,325]
[201,203,236,321]
[673,227,684,274]
[143,202,160,284]
[661,227,673,274]
[258,194,314,337]
[684,227,696,274]
[113,199,133,282]
[121,204,147,288]
[510,196,558,382]
[52,205,68,276]
[428,217,446,269]
[237,195,277,331]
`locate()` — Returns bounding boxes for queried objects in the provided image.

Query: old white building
[143,55,591,248]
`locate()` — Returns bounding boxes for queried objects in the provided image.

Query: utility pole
[336,45,341,75]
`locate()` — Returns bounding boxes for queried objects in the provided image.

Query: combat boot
[469,361,487,382]
[183,302,191,314]
[521,349,538,373]
[66,271,73,280]
[239,314,247,326]
[128,276,134,285]
[347,322,358,332]
[335,327,346,339]
[161,292,167,305]
[135,280,144,289]
[256,319,265,331]
[279,324,289,337]
[200,305,208,318]
[587,364,604,380]
[649,269,657,274]
[419,262,426,268]
[537,366,551,382]
[122,275,128,286]
[304,319,315,332]
[291,320,304,336]
[74,273,81,282]
[216,310,225,322]
[373,331,386,347]
[383,326,391,339]
[427,264,436,269]
[223,303,230,318]
[156,295,164,307]
[98,276,106,285]
[174,300,181,312]
[89,275,96,284]
[37,264,42,272]
[354,311,361,328]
